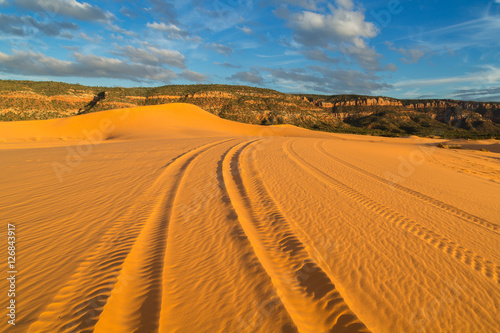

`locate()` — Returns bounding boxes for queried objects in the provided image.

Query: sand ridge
[0,103,498,332]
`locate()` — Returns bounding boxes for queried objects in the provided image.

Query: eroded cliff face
[309,96,498,112]
[311,97,403,108]
[1,81,499,138]
[303,96,500,125]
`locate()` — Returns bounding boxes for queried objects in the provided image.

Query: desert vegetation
[1,80,499,139]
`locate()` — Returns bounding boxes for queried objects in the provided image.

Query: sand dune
[0,103,498,332]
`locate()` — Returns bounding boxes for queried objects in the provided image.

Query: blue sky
[0,0,499,101]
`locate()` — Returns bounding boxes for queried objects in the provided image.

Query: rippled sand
[0,104,498,332]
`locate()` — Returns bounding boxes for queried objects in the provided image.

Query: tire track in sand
[222,139,370,333]
[157,140,299,333]
[284,140,500,285]
[315,140,500,235]
[94,139,239,332]
[28,138,235,333]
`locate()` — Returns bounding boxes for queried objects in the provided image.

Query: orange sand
[0,103,498,332]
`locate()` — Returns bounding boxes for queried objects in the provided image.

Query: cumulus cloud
[277,0,323,11]
[265,66,391,94]
[0,50,177,82]
[278,1,388,71]
[120,7,138,19]
[179,69,208,82]
[0,14,29,36]
[206,43,233,57]
[13,0,111,22]
[147,21,189,40]
[78,32,103,43]
[186,0,252,33]
[228,71,264,85]
[341,39,387,71]
[215,62,242,69]
[335,0,354,10]
[114,45,186,68]
[108,23,136,37]
[385,42,426,64]
[147,0,178,24]
[237,26,252,34]
[0,13,78,37]
[27,18,78,36]
[385,63,398,72]
[302,49,340,64]
[290,6,377,47]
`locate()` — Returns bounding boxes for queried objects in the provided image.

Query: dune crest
[0,103,323,145]
[0,103,498,332]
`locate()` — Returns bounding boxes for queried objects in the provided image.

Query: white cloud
[385,63,398,72]
[228,71,263,85]
[393,65,500,88]
[392,14,500,52]
[179,1,249,34]
[214,62,242,69]
[147,0,178,24]
[108,23,136,37]
[13,0,111,22]
[281,1,388,71]
[0,49,210,83]
[79,32,103,43]
[341,39,383,71]
[147,21,191,40]
[0,13,78,37]
[0,50,178,82]
[148,22,181,33]
[302,49,341,63]
[278,0,323,10]
[402,88,422,98]
[335,0,354,11]
[385,42,427,64]
[206,43,233,57]
[114,45,186,69]
[179,69,207,82]
[237,26,252,34]
[265,66,391,94]
[452,87,500,101]
[291,8,377,47]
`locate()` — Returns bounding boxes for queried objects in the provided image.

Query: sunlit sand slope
[0,103,498,332]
